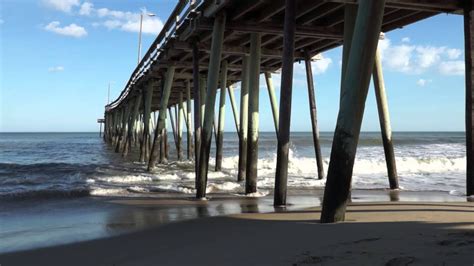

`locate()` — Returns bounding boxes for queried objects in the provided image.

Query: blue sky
[0,1,467,132]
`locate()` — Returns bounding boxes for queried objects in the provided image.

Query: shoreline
[1,200,473,265]
[0,189,472,255]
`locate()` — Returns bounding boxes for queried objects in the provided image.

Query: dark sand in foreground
[2,201,473,265]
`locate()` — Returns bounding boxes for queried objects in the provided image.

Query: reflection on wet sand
[0,189,469,254]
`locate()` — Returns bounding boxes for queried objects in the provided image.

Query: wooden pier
[103,0,472,222]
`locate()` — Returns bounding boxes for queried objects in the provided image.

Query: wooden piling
[238,56,250,182]
[164,119,169,161]
[464,1,474,196]
[321,0,386,223]
[193,41,202,186]
[200,76,206,126]
[116,104,131,153]
[123,94,142,157]
[186,81,193,160]
[116,110,123,147]
[274,0,295,205]
[140,83,154,162]
[169,107,178,154]
[340,5,358,100]
[215,60,228,171]
[246,32,261,194]
[110,112,115,145]
[107,113,112,143]
[160,113,168,164]
[104,113,110,143]
[228,85,240,134]
[148,66,176,171]
[264,72,279,134]
[304,52,325,180]
[112,109,122,147]
[134,114,141,147]
[373,49,399,189]
[196,13,226,199]
[177,92,184,161]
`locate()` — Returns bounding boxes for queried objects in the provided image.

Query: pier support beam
[196,13,226,198]
[186,81,193,160]
[373,49,399,189]
[159,113,168,164]
[200,77,206,126]
[140,83,154,162]
[246,32,262,194]
[193,42,202,186]
[228,85,240,134]
[112,109,122,147]
[112,111,120,146]
[340,5,358,102]
[274,0,295,205]
[104,113,110,143]
[164,120,169,161]
[123,94,142,157]
[169,107,178,155]
[148,66,176,171]
[116,104,131,153]
[215,60,228,171]
[321,0,386,223]
[177,92,184,161]
[238,56,250,182]
[465,1,474,196]
[304,52,325,180]
[264,72,279,134]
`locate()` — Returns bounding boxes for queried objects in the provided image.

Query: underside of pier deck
[106,0,463,113]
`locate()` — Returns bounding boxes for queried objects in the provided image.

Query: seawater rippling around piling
[0,132,468,199]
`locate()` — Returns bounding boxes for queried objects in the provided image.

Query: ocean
[0,131,468,199]
[1,131,470,253]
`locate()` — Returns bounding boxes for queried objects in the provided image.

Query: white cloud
[79,5,163,35]
[79,2,93,16]
[439,61,465,75]
[416,78,432,87]
[447,48,462,59]
[48,66,64,72]
[96,8,129,19]
[45,21,87,38]
[378,37,464,76]
[103,20,122,29]
[379,39,414,72]
[312,55,333,74]
[121,17,163,35]
[42,0,80,13]
[402,37,410,43]
[415,46,445,69]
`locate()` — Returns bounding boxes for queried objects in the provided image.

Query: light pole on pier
[138,12,156,65]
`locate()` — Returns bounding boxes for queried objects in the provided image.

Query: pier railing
[105,0,202,111]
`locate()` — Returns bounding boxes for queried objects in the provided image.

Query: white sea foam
[448,190,465,196]
[243,191,270,197]
[151,184,195,194]
[90,187,127,196]
[96,175,155,183]
[206,182,241,193]
[84,152,467,196]
[127,186,149,193]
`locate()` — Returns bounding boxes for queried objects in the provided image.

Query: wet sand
[1,194,473,265]
[0,189,468,253]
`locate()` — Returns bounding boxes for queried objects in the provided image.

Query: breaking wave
[0,150,468,199]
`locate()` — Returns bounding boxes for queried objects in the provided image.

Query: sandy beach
[2,199,473,266]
